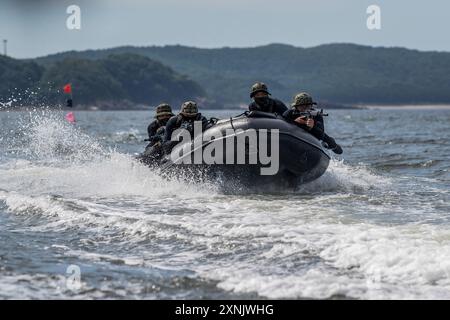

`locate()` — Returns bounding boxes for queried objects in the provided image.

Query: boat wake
[5,111,447,300]
[0,111,386,197]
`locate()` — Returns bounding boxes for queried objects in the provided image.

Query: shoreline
[361,104,450,110]
[2,104,450,112]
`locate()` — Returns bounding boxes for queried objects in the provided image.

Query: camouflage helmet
[250,82,271,98]
[155,103,174,118]
[180,101,198,116]
[291,92,317,107]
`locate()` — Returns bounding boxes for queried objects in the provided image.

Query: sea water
[0,108,449,299]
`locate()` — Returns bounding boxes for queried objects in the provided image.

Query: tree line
[0,53,205,109]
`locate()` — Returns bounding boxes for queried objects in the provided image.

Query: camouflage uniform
[283,93,342,154]
[141,103,175,164]
[147,103,174,142]
[290,92,317,107]
[248,82,288,114]
[164,101,211,143]
[283,93,325,140]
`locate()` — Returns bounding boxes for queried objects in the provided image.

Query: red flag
[63,84,72,94]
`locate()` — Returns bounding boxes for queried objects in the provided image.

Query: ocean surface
[0,108,449,299]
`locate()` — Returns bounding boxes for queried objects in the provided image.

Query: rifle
[291,108,328,119]
[291,108,343,154]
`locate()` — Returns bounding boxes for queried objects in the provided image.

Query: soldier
[283,92,343,154]
[139,103,174,165]
[248,82,288,114]
[146,103,174,148]
[164,101,211,144]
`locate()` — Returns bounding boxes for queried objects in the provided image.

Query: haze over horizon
[34,42,450,61]
[1,0,449,59]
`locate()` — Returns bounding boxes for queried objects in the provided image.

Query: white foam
[3,111,450,299]
[3,177,450,299]
[199,219,450,299]
[298,159,392,193]
[0,110,216,199]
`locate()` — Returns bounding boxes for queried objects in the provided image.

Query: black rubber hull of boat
[156,111,330,187]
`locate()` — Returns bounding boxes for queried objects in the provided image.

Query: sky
[1,0,449,58]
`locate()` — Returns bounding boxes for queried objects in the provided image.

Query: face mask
[255,97,271,108]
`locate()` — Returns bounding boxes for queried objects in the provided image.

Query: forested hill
[36,43,450,106]
[0,53,205,109]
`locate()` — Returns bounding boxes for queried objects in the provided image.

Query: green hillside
[1,53,205,108]
[0,55,44,105]
[35,43,450,106]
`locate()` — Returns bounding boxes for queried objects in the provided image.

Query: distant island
[1,43,450,110]
[0,53,205,110]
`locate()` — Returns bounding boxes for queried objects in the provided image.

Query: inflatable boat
[141,111,330,188]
